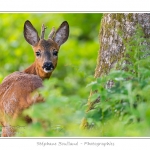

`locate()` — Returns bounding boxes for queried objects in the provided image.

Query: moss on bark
[81,13,150,129]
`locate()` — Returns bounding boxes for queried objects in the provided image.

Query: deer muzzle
[42,62,54,73]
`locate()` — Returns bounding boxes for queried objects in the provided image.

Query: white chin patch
[43,68,53,73]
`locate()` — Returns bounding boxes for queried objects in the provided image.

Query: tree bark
[95,13,150,78]
[81,13,150,129]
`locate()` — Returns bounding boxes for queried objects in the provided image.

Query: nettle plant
[87,25,150,127]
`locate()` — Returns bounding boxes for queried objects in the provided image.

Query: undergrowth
[16,25,150,137]
[86,25,150,136]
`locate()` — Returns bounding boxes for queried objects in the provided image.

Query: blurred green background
[0,13,102,136]
[1,14,150,137]
[0,13,102,82]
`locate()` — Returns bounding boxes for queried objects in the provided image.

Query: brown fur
[24,39,59,80]
[0,20,69,137]
[0,72,43,136]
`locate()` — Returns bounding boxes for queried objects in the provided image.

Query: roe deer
[0,20,69,137]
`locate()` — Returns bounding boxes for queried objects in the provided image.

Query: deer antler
[41,24,47,39]
[48,27,55,39]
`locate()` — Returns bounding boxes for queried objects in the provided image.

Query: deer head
[24,20,69,79]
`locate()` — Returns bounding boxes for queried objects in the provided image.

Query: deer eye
[36,51,41,57]
[53,50,58,56]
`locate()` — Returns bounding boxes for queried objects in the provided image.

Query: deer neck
[23,62,52,80]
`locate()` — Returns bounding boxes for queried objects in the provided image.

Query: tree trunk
[81,13,150,129]
[95,13,150,78]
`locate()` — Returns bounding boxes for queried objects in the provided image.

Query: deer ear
[53,21,69,47]
[24,20,40,46]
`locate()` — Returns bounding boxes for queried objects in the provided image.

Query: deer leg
[27,92,44,105]
[23,115,32,124]
[1,111,19,137]
[1,121,16,137]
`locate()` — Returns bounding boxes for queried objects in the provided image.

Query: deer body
[0,20,69,137]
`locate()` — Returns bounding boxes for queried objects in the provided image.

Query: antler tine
[41,24,47,39]
[48,27,55,39]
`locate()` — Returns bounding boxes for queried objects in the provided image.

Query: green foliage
[86,25,150,136]
[0,13,101,83]
[2,14,150,137]
[0,13,102,136]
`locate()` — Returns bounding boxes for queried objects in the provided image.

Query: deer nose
[42,62,54,71]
